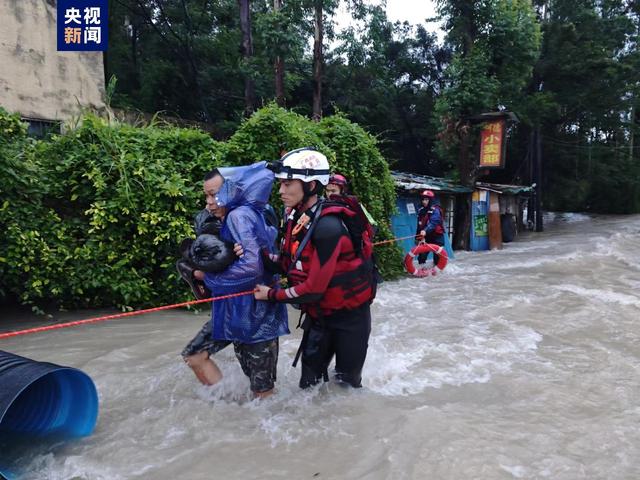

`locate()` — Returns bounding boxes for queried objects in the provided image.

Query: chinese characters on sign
[478,119,505,168]
[57,1,108,51]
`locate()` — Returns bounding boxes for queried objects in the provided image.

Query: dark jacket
[417,201,444,237]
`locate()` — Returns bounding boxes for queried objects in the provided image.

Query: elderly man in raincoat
[181,162,289,398]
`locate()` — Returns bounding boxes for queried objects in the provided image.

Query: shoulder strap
[287,201,323,274]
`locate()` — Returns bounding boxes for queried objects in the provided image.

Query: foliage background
[0,105,402,311]
[105,0,640,213]
[4,0,640,311]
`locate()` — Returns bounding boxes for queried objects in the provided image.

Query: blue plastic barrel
[0,350,98,477]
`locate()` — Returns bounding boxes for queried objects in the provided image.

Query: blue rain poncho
[203,162,289,343]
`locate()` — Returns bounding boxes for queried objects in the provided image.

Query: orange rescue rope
[0,290,254,340]
[0,234,422,340]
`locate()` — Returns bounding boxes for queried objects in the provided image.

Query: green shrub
[222,104,404,278]
[221,103,332,173]
[1,105,402,312]
[0,108,51,306]
[1,113,223,309]
[316,114,404,278]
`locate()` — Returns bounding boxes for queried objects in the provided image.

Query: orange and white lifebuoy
[404,243,448,277]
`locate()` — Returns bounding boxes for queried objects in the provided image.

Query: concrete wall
[0,0,105,121]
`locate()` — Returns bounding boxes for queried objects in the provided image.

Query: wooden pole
[535,127,544,232]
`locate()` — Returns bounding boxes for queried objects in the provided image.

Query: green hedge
[0,105,402,312]
[220,105,403,278]
[316,114,403,278]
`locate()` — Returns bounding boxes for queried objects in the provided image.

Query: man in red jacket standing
[254,148,376,389]
[416,189,445,267]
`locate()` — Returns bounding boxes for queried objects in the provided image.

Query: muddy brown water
[1,213,639,479]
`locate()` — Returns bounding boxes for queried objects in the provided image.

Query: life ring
[404,243,448,277]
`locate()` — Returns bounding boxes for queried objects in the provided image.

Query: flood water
[1,213,640,479]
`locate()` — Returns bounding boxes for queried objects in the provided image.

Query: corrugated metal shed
[390,172,533,253]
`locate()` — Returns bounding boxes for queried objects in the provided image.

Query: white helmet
[272,147,330,185]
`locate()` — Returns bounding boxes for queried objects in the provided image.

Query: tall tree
[311,0,325,120]
[326,5,450,172]
[273,0,286,106]
[530,0,640,213]
[295,0,340,121]
[434,0,540,247]
[238,0,256,116]
[108,0,245,125]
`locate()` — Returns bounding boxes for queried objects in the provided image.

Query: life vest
[417,204,445,235]
[280,197,377,316]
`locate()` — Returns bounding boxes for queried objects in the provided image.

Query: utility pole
[527,131,534,228]
[455,122,472,250]
[535,127,544,232]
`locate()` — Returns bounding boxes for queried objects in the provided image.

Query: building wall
[0,0,105,122]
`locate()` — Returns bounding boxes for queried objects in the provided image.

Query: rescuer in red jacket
[254,148,376,389]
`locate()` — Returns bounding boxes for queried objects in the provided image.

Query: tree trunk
[535,127,544,232]
[455,123,472,250]
[457,123,475,187]
[630,102,635,164]
[312,0,323,121]
[274,0,285,107]
[238,0,255,117]
[527,130,534,228]
[454,194,471,251]
[130,22,140,91]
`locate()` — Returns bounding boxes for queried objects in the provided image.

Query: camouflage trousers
[182,320,279,393]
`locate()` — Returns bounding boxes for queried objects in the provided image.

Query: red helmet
[421,189,435,198]
[329,174,348,186]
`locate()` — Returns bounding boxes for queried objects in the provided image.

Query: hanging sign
[478,120,506,168]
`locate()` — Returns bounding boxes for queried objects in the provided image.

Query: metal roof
[467,111,520,123]
[392,171,533,196]
[475,182,534,195]
[391,171,473,194]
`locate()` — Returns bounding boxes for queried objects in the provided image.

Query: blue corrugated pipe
[0,350,99,478]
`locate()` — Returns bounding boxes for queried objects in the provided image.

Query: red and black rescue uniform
[416,203,445,265]
[265,200,375,388]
